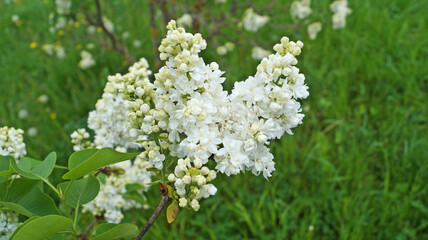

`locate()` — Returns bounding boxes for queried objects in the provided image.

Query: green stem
[42,178,61,198]
[73,204,80,229]
[54,164,69,170]
[63,180,73,218]
[3,177,15,201]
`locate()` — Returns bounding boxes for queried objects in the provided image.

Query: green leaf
[122,193,147,205]
[95,223,117,235]
[48,235,65,240]
[9,152,57,180]
[166,200,179,223]
[18,156,67,170]
[8,216,38,240]
[68,148,98,169]
[1,178,59,216]
[32,152,57,179]
[58,175,100,208]
[0,170,11,179]
[10,215,73,240]
[146,167,160,172]
[0,155,13,171]
[146,180,161,186]
[2,178,41,200]
[167,185,174,199]
[62,147,139,180]
[0,156,14,180]
[0,202,33,217]
[10,160,38,179]
[125,183,146,192]
[92,223,140,240]
[14,186,59,216]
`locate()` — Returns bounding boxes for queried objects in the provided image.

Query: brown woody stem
[133,194,170,240]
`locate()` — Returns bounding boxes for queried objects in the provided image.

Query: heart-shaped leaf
[58,174,100,208]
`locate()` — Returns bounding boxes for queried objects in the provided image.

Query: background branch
[84,0,135,65]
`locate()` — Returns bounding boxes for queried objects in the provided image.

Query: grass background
[1,0,428,239]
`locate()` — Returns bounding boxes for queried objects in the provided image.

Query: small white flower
[79,51,95,69]
[242,8,269,32]
[179,198,188,207]
[27,127,38,137]
[11,14,19,23]
[290,0,312,19]
[18,109,28,119]
[307,22,322,40]
[330,0,352,29]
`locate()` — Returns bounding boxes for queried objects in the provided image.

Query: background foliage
[1,0,427,239]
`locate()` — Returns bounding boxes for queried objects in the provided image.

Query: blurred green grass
[1,0,428,239]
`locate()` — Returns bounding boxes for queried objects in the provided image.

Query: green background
[1,0,427,239]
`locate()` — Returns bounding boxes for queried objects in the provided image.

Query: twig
[322,119,345,135]
[133,194,170,240]
[157,0,172,26]
[85,0,135,65]
[78,218,98,240]
[191,0,205,33]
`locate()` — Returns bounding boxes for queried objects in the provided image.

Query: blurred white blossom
[251,46,271,60]
[177,14,192,28]
[55,0,71,15]
[291,0,312,19]
[42,43,66,59]
[11,15,19,23]
[78,51,95,69]
[27,127,38,137]
[18,109,28,119]
[37,94,49,103]
[242,8,269,32]
[133,40,142,48]
[307,22,322,40]
[330,0,352,29]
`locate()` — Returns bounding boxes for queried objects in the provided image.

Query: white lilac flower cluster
[55,0,71,15]
[0,211,19,240]
[330,0,352,29]
[290,0,351,39]
[251,46,272,60]
[307,22,322,40]
[72,60,154,223]
[121,20,308,210]
[87,60,152,149]
[49,0,73,32]
[79,51,96,70]
[0,126,26,159]
[216,42,235,56]
[70,128,95,151]
[290,0,312,19]
[82,151,152,223]
[168,157,217,211]
[42,43,66,59]
[242,8,269,32]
